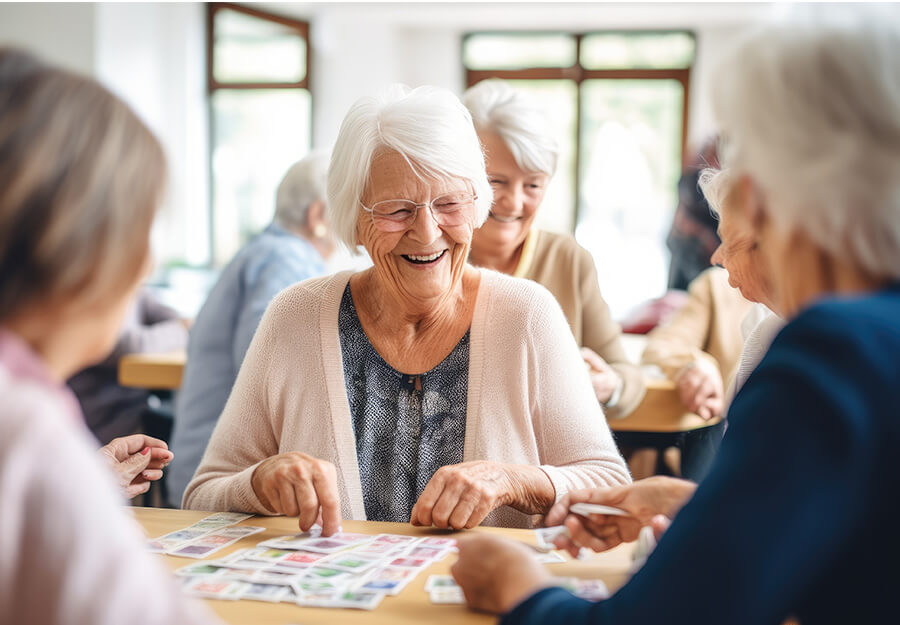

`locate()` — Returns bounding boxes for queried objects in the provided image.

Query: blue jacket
[504,283,900,625]
[168,224,326,504]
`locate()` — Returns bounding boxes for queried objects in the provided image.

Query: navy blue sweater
[504,284,900,625]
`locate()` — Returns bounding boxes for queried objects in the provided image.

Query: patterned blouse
[338,284,469,522]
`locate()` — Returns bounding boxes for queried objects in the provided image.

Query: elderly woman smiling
[464,80,645,419]
[184,85,630,533]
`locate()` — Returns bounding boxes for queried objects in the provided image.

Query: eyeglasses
[360,191,477,233]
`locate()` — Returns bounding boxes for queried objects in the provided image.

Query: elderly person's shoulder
[478,267,568,325]
[262,271,351,319]
[530,230,594,270]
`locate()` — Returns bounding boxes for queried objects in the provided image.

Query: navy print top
[338,284,469,522]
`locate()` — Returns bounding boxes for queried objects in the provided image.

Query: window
[464,31,694,319]
[207,3,311,265]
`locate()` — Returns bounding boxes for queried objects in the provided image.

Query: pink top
[0,328,217,625]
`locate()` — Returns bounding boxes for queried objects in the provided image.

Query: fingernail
[141,447,150,455]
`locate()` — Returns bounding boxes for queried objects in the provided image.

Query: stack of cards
[147,513,264,559]
[553,577,610,601]
[424,575,465,604]
[172,527,457,610]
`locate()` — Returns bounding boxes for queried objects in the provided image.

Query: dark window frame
[463,30,694,229]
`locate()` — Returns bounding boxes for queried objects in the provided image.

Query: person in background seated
[68,288,189,445]
[451,7,900,624]
[464,79,644,419]
[184,85,630,533]
[168,152,335,506]
[641,266,756,421]
[0,47,217,625]
[665,135,721,291]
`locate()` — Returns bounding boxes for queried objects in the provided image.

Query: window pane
[500,79,578,235]
[577,79,683,319]
[581,32,695,69]
[464,34,576,69]
[213,8,306,83]
[211,89,311,265]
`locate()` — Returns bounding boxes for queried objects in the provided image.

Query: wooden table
[119,351,186,390]
[136,507,635,625]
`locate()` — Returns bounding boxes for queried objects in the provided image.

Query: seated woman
[0,48,215,624]
[451,8,900,624]
[184,85,630,533]
[463,80,645,419]
[641,266,756,420]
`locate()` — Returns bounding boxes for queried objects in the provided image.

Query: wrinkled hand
[451,534,552,614]
[251,452,342,536]
[98,434,173,499]
[581,347,621,405]
[411,461,553,530]
[543,476,697,557]
[675,360,724,420]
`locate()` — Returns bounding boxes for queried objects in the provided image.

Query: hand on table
[581,347,621,405]
[543,476,697,557]
[675,359,724,420]
[98,434,173,499]
[251,452,342,536]
[410,461,554,530]
[451,534,552,614]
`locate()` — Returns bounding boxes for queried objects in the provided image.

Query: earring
[313,224,328,239]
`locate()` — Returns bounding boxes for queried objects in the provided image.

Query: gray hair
[327,84,492,251]
[698,168,736,219]
[710,5,900,280]
[0,47,165,322]
[463,79,559,177]
[274,150,329,231]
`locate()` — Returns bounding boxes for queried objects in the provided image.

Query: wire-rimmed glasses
[360,191,477,232]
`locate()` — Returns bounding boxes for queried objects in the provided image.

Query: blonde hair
[0,48,166,322]
[710,5,900,280]
[327,84,492,251]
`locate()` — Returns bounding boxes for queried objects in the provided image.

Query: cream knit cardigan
[184,270,631,527]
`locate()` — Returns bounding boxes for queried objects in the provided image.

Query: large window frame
[205,2,312,265]
[464,29,693,229]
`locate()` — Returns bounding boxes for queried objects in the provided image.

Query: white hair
[274,149,330,231]
[463,79,559,177]
[697,168,736,219]
[327,84,492,251]
[710,5,900,280]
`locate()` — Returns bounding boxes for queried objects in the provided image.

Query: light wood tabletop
[136,507,636,625]
[119,351,186,390]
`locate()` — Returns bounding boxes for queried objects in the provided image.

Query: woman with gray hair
[185,84,630,532]
[464,79,644,419]
[452,7,900,623]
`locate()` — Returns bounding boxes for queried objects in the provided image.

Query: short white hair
[697,168,736,219]
[327,84,492,251]
[710,5,900,280]
[274,150,329,230]
[463,79,558,177]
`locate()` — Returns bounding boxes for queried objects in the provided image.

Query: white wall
[0,1,773,271]
[0,3,96,75]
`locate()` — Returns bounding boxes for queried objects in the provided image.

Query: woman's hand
[411,461,554,530]
[250,452,342,536]
[451,534,552,614]
[98,434,173,499]
[675,360,724,420]
[581,347,621,405]
[543,476,697,557]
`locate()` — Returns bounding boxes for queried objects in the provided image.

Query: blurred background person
[68,287,189,445]
[665,135,721,291]
[451,7,900,624]
[0,47,216,625]
[464,79,644,419]
[168,151,334,506]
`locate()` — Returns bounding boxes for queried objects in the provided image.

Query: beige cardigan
[515,230,645,419]
[642,267,755,385]
[184,270,630,528]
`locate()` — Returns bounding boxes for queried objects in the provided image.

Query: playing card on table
[354,566,417,596]
[174,563,226,577]
[168,526,265,559]
[326,552,385,573]
[534,525,570,551]
[295,537,356,554]
[240,582,291,602]
[257,527,324,550]
[424,575,459,592]
[534,551,566,563]
[184,578,246,601]
[334,590,386,610]
[429,587,466,604]
[404,545,448,560]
